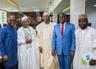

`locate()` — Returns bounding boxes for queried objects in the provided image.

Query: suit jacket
[52,22,76,55]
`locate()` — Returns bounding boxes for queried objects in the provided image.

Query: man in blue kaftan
[0,14,17,69]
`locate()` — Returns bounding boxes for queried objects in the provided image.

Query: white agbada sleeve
[36,26,42,48]
[17,28,28,69]
[29,27,40,69]
[30,27,39,52]
[17,28,26,45]
[92,28,96,48]
[90,28,96,60]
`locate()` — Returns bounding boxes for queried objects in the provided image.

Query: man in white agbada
[36,12,58,69]
[73,14,96,69]
[17,15,39,69]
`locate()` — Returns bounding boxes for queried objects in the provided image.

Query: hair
[57,12,66,23]
[58,12,66,17]
[79,14,88,22]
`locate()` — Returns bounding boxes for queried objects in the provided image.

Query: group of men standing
[0,11,96,69]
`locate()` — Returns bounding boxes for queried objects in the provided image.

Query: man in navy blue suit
[52,12,76,69]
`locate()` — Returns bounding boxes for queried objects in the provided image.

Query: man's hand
[26,38,32,43]
[52,50,56,57]
[3,55,8,61]
[0,56,2,61]
[39,47,43,53]
[70,51,75,58]
[89,59,96,65]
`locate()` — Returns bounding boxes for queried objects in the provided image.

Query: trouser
[57,53,72,69]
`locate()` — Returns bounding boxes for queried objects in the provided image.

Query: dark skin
[28,17,34,26]
[52,14,75,58]
[22,19,29,28]
[7,16,16,28]
[59,14,66,24]
[39,47,43,53]
[78,18,88,29]
[89,59,96,65]
[0,55,8,62]
[42,13,50,24]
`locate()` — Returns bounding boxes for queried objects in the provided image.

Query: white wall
[87,11,96,28]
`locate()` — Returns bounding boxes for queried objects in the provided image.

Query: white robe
[17,26,39,69]
[36,22,59,69]
[73,27,96,69]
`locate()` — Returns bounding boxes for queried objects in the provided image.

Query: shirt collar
[60,22,67,26]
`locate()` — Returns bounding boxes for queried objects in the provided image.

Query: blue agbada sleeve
[0,29,6,56]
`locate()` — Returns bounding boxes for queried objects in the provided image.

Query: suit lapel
[58,24,62,38]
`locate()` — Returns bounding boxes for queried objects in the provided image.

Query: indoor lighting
[12,9,19,12]
[6,0,17,7]
[34,9,40,12]
[93,4,96,7]
[63,6,70,12]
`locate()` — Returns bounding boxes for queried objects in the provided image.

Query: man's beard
[80,25,87,29]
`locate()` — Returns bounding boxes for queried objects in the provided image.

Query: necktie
[61,24,64,37]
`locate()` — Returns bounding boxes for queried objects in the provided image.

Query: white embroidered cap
[21,15,28,21]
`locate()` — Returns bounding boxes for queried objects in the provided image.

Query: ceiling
[86,0,96,13]
[0,0,96,13]
[0,0,54,12]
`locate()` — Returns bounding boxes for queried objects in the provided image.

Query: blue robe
[0,25,17,67]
